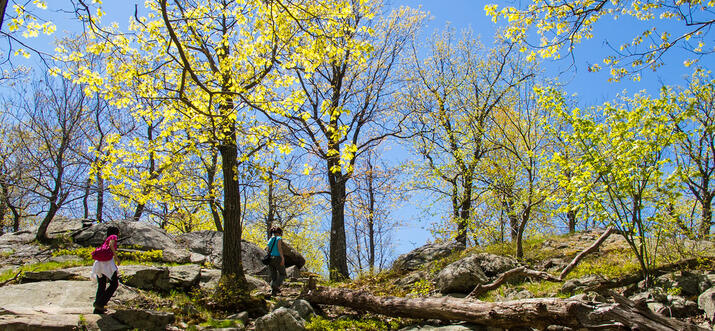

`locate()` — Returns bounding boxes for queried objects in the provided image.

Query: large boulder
[0,280,137,315]
[168,264,202,290]
[119,265,171,291]
[393,241,465,272]
[175,230,223,264]
[118,264,201,292]
[650,270,709,297]
[470,253,519,278]
[435,256,489,294]
[112,309,175,330]
[73,220,191,264]
[699,287,715,321]
[198,268,270,292]
[176,230,306,274]
[21,266,91,282]
[254,307,306,331]
[73,220,176,251]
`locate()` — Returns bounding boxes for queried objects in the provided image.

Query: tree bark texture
[219,141,247,287]
[302,285,706,330]
[328,170,349,280]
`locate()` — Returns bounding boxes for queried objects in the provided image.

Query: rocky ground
[0,219,713,330]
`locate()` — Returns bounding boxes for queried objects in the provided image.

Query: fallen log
[301,283,707,330]
[467,266,560,298]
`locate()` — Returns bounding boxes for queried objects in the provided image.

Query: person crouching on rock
[90,226,121,314]
[266,226,286,298]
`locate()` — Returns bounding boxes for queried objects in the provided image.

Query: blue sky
[7,0,711,258]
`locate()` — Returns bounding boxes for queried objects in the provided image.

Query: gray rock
[162,247,191,264]
[198,268,269,292]
[176,231,305,274]
[699,287,715,321]
[112,309,175,331]
[73,220,179,252]
[0,231,34,245]
[120,265,171,291]
[663,295,700,318]
[22,269,77,282]
[650,270,706,297]
[254,307,305,331]
[0,313,88,330]
[20,267,90,283]
[393,241,465,272]
[470,253,519,278]
[435,255,489,294]
[290,299,315,322]
[285,265,302,279]
[561,275,605,294]
[168,264,201,289]
[629,288,667,305]
[200,268,222,290]
[0,280,138,315]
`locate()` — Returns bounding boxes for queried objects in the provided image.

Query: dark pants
[268,256,286,294]
[94,271,118,308]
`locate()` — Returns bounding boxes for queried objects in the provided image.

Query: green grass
[306,315,407,331]
[0,259,92,283]
[566,248,642,280]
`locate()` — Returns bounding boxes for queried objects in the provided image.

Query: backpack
[91,235,117,261]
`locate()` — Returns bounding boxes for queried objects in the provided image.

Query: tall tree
[543,86,676,285]
[261,2,423,280]
[670,68,715,238]
[485,80,553,259]
[401,30,533,246]
[65,0,367,294]
[8,73,89,242]
[346,149,404,273]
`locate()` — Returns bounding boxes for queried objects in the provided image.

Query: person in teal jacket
[266,226,286,297]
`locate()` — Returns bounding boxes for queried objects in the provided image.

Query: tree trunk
[266,173,275,239]
[367,170,375,272]
[82,178,90,219]
[95,169,104,223]
[219,141,247,286]
[36,201,60,243]
[133,203,145,222]
[0,0,8,32]
[455,175,472,246]
[0,196,5,236]
[567,208,577,234]
[206,150,222,232]
[328,170,349,280]
[301,284,704,330]
[515,207,530,259]
[37,155,67,243]
[9,203,20,232]
[701,192,712,238]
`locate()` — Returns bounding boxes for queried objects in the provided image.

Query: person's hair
[107,226,120,237]
[270,226,283,236]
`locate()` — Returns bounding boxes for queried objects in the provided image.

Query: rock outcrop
[393,241,465,272]
[434,253,519,294]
